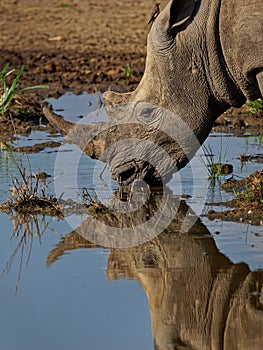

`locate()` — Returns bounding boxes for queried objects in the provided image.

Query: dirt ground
[0,0,262,220]
[1,0,262,124]
[1,0,170,105]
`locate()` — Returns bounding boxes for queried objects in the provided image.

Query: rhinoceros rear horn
[169,0,197,29]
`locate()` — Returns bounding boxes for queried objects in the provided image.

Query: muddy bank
[1,0,263,128]
[0,0,163,136]
[0,0,156,112]
[206,170,263,226]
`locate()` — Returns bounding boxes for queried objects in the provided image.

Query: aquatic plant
[0,153,61,216]
[0,64,48,116]
[201,136,231,183]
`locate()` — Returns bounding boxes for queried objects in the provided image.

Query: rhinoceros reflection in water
[46,192,263,350]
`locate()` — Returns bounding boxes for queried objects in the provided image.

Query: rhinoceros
[43,0,263,185]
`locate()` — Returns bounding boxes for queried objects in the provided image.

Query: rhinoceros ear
[169,0,197,28]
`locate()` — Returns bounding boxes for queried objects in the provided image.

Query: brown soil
[1,0,263,125]
[1,0,168,112]
[1,0,262,220]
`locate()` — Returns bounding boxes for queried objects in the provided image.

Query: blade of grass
[1,66,25,112]
[0,64,49,116]
[0,64,11,80]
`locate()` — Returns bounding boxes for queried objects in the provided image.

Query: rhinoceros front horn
[43,103,74,135]
[43,103,107,158]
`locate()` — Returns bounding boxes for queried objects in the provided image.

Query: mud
[13,141,61,153]
[206,170,263,225]
[1,0,262,127]
[1,0,157,114]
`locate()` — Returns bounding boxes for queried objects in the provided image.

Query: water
[0,92,262,349]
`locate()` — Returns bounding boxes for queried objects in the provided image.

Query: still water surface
[0,92,262,349]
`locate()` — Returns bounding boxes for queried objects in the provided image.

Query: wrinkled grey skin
[105,0,263,111]
[44,0,263,184]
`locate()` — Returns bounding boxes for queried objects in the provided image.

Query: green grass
[202,135,230,183]
[0,64,48,116]
[123,64,132,85]
[58,2,73,8]
[245,98,263,114]
[233,181,263,204]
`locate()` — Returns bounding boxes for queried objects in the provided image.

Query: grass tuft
[0,153,62,216]
[123,64,133,85]
[0,64,48,116]
[245,98,263,115]
[202,138,232,184]
[232,171,263,205]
